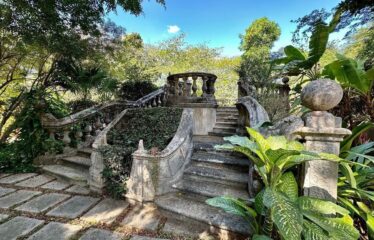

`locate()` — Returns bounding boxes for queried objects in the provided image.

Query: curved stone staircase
[156,107,251,235]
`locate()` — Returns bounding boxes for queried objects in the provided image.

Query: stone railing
[166,72,217,106]
[130,87,167,108]
[126,109,194,202]
[40,102,127,150]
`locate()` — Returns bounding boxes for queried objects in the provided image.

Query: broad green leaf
[263,188,303,240]
[266,136,288,150]
[339,163,357,188]
[253,235,273,240]
[301,21,330,69]
[246,127,270,152]
[266,148,300,163]
[254,189,265,214]
[303,212,359,240]
[223,135,257,149]
[206,196,257,219]
[298,196,350,216]
[303,220,330,240]
[284,45,306,61]
[277,172,298,202]
[233,146,265,167]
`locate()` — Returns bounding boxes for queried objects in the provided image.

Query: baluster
[62,128,71,147]
[163,92,167,103]
[192,76,198,97]
[178,81,183,96]
[84,124,93,141]
[157,95,162,106]
[174,77,179,96]
[48,130,56,140]
[183,76,188,96]
[202,76,208,97]
[186,81,192,97]
[208,77,216,96]
[152,98,157,107]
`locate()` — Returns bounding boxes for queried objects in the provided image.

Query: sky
[108,0,342,57]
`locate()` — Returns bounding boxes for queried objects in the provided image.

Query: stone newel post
[296,79,351,202]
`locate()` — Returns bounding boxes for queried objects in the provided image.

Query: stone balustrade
[40,102,128,150]
[131,88,167,108]
[166,72,217,106]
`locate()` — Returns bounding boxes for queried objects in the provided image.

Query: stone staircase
[41,148,92,186]
[156,107,251,235]
[209,107,239,137]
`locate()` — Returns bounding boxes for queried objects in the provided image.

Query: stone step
[77,148,93,157]
[214,117,238,123]
[155,192,251,235]
[215,122,238,128]
[62,156,91,167]
[208,131,235,138]
[191,152,249,168]
[184,165,248,185]
[213,126,237,132]
[42,165,88,186]
[193,135,224,144]
[217,107,237,112]
[216,113,239,118]
[174,176,249,199]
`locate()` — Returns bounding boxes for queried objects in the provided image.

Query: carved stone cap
[301,79,343,111]
[295,127,351,142]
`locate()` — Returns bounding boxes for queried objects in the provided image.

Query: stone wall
[126,109,194,202]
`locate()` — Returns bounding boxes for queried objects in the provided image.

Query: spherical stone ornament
[301,79,343,111]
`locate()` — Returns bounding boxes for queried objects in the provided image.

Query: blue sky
[108,0,342,57]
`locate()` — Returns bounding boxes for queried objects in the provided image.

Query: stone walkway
[0,173,222,240]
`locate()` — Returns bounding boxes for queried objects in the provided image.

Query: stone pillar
[296,79,351,202]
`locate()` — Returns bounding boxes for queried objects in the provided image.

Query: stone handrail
[126,108,194,202]
[131,87,167,108]
[41,101,128,149]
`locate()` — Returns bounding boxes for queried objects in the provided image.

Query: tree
[238,17,281,88]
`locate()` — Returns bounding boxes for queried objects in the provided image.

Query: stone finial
[301,79,343,111]
[137,140,145,152]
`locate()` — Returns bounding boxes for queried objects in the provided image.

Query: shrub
[119,80,158,101]
[100,107,182,198]
[68,99,98,113]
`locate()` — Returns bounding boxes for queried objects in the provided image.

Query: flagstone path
[0,173,229,240]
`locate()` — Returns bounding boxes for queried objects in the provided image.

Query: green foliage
[119,80,158,101]
[207,128,358,239]
[100,108,182,198]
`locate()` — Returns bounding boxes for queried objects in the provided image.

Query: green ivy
[100,107,182,199]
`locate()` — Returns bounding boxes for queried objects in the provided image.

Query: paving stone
[162,217,208,236]
[65,185,90,194]
[0,173,37,184]
[40,180,70,190]
[0,216,44,240]
[0,190,41,209]
[0,174,10,179]
[27,222,82,240]
[47,196,100,219]
[131,236,168,240]
[79,228,125,240]
[0,214,9,222]
[16,193,70,213]
[121,204,161,231]
[16,175,54,188]
[0,186,16,197]
[81,198,129,224]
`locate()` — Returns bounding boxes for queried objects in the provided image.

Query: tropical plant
[338,123,374,238]
[207,128,359,239]
[323,55,374,122]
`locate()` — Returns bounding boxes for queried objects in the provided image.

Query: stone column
[296,79,351,202]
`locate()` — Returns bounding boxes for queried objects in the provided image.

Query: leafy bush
[68,99,98,113]
[119,80,158,101]
[100,107,182,198]
[0,90,67,172]
[207,128,359,239]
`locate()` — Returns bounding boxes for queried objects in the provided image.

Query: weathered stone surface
[0,190,41,209]
[40,180,70,190]
[121,204,160,231]
[0,186,16,197]
[81,198,129,224]
[301,79,343,111]
[0,214,9,222]
[66,185,90,194]
[27,222,82,240]
[0,174,10,179]
[0,173,37,184]
[16,193,70,213]
[47,196,100,219]
[0,216,44,240]
[79,228,124,240]
[162,217,208,236]
[16,175,55,188]
[131,236,168,240]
